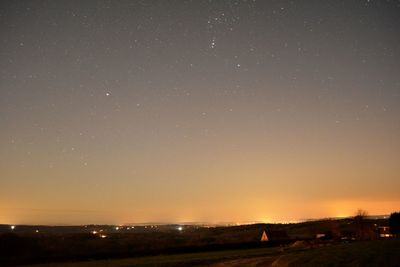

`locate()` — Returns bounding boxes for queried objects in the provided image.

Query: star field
[1,0,400,224]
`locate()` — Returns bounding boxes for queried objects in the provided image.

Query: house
[316,233,326,239]
[378,226,393,238]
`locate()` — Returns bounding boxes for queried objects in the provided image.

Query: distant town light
[177,226,183,231]
[35,230,39,233]
[380,233,393,238]
[10,225,15,230]
[100,234,107,238]
[92,230,98,234]
[115,226,119,230]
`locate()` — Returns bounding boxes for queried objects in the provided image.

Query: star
[210,37,216,49]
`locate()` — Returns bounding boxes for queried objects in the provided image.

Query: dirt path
[210,255,279,267]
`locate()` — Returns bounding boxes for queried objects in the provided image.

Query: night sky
[1,0,400,225]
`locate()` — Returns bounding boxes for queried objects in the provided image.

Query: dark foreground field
[213,238,400,267]
[19,238,400,267]
[1,218,397,267]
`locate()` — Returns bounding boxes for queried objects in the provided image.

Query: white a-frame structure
[261,230,269,242]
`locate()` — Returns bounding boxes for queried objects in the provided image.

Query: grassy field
[21,238,400,267]
[21,246,281,267]
[212,238,400,267]
[275,238,400,267]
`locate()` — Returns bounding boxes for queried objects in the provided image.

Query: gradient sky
[1,0,400,225]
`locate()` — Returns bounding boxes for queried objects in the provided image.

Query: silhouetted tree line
[389,212,400,236]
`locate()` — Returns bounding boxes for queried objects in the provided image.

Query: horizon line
[0,214,390,227]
